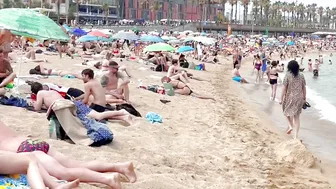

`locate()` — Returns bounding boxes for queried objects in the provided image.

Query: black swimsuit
[269,72,278,85]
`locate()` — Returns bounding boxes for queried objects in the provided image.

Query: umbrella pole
[14,39,24,95]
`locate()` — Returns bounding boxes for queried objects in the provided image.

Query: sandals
[160,99,171,104]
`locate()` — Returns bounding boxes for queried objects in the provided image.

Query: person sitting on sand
[167,59,189,84]
[0,120,136,188]
[161,76,215,100]
[30,82,134,124]
[94,59,131,78]
[29,63,82,78]
[232,61,248,83]
[81,68,112,112]
[101,61,130,103]
[0,47,16,96]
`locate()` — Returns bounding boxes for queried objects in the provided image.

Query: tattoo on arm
[100,75,109,87]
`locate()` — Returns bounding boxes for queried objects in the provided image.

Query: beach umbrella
[167,39,180,44]
[62,24,72,32]
[177,46,194,53]
[76,35,98,42]
[76,35,115,42]
[287,41,295,46]
[140,35,164,42]
[71,28,87,36]
[131,27,140,32]
[0,8,69,41]
[88,30,109,38]
[113,31,139,41]
[144,43,175,52]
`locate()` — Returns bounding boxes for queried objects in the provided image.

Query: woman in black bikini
[269,61,279,101]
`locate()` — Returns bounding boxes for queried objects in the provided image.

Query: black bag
[116,103,142,117]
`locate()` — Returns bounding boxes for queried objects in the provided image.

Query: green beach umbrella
[144,43,175,52]
[131,27,140,32]
[0,8,69,41]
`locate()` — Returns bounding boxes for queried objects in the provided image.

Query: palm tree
[229,0,236,23]
[234,0,238,22]
[101,3,109,25]
[318,6,324,28]
[240,0,249,25]
[150,1,162,21]
[326,7,331,29]
[56,0,61,23]
[252,0,258,25]
[221,0,227,21]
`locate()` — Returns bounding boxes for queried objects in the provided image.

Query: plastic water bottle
[137,79,142,88]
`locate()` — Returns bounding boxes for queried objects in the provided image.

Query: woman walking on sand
[280,60,306,139]
[254,54,262,83]
[269,61,279,101]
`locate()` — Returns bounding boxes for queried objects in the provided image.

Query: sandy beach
[0,53,335,188]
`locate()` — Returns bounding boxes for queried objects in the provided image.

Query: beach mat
[0,174,29,189]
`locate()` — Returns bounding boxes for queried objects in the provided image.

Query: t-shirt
[43,83,69,93]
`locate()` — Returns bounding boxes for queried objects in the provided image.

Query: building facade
[124,0,219,21]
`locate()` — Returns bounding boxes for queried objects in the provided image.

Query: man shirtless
[167,59,189,84]
[0,48,16,96]
[0,120,136,189]
[161,76,215,100]
[101,61,130,103]
[81,68,109,112]
[30,82,134,124]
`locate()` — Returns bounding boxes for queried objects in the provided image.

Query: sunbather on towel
[29,64,82,78]
[0,120,136,188]
[161,76,215,100]
[30,82,134,124]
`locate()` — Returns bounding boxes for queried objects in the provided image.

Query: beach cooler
[163,83,175,96]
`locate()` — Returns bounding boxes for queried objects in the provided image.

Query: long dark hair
[287,60,299,77]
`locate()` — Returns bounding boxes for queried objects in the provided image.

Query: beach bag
[163,83,175,96]
[116,103,142,117]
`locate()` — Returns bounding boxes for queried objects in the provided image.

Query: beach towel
[145,112,162,123]
[0,96,28,108]
[0,174,29,189]
[73,101,113,146]
[47,99,94,146]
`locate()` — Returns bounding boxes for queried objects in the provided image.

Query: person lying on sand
[30,82,134,124]
[29,64,82,78]
[81,68,117,112]
[26,81,85,101]
[161,76,215,100]
[0,47,16,96]
[0,120,136,188]
[232,61,248,83]
[167,59,190,84]
[0,149,80,189]
[101,61,130,103]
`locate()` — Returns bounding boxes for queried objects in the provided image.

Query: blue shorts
[232,76,242,82]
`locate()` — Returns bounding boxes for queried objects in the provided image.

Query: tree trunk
[234,2,237,22]
[76,0,79,25]
[230,4,233,23]
[57,0,60,23]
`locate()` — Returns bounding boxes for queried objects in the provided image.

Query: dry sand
[0,53,334,188]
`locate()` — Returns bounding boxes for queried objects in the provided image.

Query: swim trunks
[232,76,242,82]
[17,139,50,154]
[89,103,106,113]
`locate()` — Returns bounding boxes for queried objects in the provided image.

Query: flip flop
[160,99,171,104]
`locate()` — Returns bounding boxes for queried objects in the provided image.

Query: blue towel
[73,101,113,146]
[145,112,162,123]
[0,174,29,188]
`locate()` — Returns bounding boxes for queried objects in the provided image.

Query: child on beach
[232,61,248,83]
